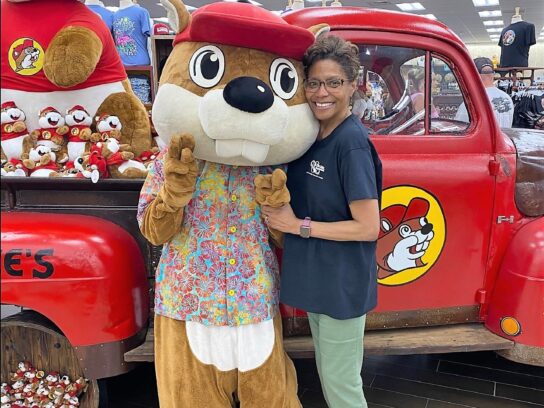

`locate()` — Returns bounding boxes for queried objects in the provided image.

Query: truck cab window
[355,45,471,135]
[356,45,425,135]
[431,56,471,133]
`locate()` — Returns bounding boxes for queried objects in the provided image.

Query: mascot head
[153,0,326,166]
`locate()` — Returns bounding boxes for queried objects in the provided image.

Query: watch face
[300,226,310,239]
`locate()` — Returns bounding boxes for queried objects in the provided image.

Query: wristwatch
[300,217,311,239]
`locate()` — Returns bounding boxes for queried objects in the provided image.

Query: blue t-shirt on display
[280,115,382,320]
[113,5,151,66]
[87,4,113,31]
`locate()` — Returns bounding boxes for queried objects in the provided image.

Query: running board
[124,323,514,362]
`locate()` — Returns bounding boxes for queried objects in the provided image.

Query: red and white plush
[31,106,69,163]
[1,101,34,162]
[0,0,152,158]
[65,105,93,162]
[23,145,61,177]
[136,148,160,169]
[92,114,122,142]
[98,138,147,179]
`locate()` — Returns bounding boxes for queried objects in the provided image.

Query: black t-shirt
[280,115,382,319]
[499,21,536,68]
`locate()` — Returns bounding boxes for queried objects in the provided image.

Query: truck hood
[502,128,544,217]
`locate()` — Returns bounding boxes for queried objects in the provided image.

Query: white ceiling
[102,0,544,44]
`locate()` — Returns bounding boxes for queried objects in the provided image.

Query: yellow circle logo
[8,38,44,76]
[377,186,446,286]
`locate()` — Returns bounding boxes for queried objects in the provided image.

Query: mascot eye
[419,217,428,227]
[269,58,298,100]
[399,225,412,237]
[189,45,225,88]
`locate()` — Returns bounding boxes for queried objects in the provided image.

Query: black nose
[421,223,433,235]
[223,77,274,114]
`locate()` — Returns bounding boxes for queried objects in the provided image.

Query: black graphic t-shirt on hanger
[498,21,536,67]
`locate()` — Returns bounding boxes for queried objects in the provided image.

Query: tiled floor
[106,351,544,408]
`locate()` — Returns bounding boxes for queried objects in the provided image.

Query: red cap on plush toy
[39,106,58,116]
[1,101,17,111]
[67,105,88,115]
[173,2,315,60]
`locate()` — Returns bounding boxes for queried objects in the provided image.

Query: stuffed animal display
[0,101,34,163]
[1,361,88,407]
[0,101,155,180]
[0,0,152,160]
[138,0,322,406]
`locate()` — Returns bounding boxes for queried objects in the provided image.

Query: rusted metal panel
[283,305,480,337]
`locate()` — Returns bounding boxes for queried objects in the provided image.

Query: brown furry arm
[140,195,185,246]
[139,134,198,246]
[44,26,102,88]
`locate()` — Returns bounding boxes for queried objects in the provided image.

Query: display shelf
[125,65,154,105]
[150,35,175,98]
[494,66,544,86]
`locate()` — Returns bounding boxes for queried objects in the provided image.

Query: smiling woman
[259,34,383,408]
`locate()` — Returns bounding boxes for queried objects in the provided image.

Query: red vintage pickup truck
[1,6,543,407]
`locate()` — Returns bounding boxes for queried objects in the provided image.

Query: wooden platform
[124,323,513,362]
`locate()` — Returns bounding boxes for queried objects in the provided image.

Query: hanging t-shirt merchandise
[498,21,536,68]
[87,4,114,31]
[113,5,151,66]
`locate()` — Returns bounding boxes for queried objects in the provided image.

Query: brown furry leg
[238,314,301,408]
[1,147,7,164]
[96,92,151,157]
[154,315,238,408]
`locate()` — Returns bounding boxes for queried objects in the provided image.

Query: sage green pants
[308,313,367,408]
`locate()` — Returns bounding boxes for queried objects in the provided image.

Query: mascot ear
[307,24,330,38]
[160,0,191,34]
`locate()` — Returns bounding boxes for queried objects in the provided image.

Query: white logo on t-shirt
[307,160,325,179]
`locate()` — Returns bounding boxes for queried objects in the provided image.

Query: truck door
[343,32,497,327]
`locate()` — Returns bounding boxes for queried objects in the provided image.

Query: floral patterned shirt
[137,152,283,326]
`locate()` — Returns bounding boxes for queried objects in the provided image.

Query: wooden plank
[125,323,514,362]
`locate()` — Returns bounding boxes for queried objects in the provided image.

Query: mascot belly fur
[0,0,151,157]
[137,0,323,406]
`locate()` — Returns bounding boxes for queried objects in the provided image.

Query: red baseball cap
[173,2,315,60]
[154,23,170,35]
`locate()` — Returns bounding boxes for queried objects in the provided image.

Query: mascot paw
[160,133,199,208]
[254,168,290,208]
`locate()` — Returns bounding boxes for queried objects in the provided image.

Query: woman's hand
[261,204,300,236]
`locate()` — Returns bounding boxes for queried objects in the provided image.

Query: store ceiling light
[472,0,499,6]
[483,20,503,26]
[486,28,502,32]
[479,10,502,17]
[396,2,425,11]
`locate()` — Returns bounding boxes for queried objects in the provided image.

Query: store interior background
[102,0,543,67]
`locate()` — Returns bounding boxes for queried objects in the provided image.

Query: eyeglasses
[304,78,347,92]
[480,69,494,75]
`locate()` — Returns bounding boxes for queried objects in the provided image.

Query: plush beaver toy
[0,0,151,157]
[138,0,324,406]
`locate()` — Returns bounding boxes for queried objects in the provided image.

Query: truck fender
[485,217,544,366]
[1,212,150,378]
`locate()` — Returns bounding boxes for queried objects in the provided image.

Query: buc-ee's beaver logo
[8,37,44,75]
[377,186,446,286]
